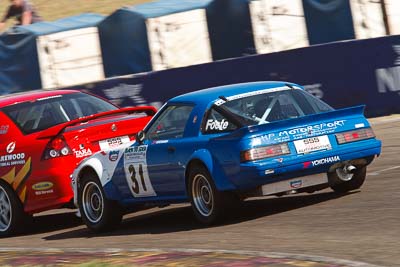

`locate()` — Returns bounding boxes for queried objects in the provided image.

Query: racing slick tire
[328,166,367,194]
[78,172,122,233]
[0,181,30,237]
[188,165,235,225]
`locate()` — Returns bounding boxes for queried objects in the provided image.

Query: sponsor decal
[32,181,54,196]
[303,156,341,168]
[279,121,345,137]
[124,145,156,197]
[355,123,365,128]
[214,86,292,106]
[258,120,345,144]
[264,169,274,175]
[6,142,16,153]
[125,146,147,161]
[294,135,332,154]
[99,136,130,151]
[34,188,54,196]
[152,140,169,144]
[73,148,92,158]
[0,153,26,167]
[312,155,340,166]
[290,180,302,188]
[206,119,229,131]
[0,125,9,134]
[32,182,53,191]
[109,150,119,161]
[303,161,311,168]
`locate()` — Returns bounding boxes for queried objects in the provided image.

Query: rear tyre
[78,172,122,232]
[328,166,367,193]
[0,181,29,237]
[188,165,234,225]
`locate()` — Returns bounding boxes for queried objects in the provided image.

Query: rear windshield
[219,88,333,125]
[1,92,118,134]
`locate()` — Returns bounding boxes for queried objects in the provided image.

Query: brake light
[335,128,375,144]
[42,135,72,160]
[241,143,290,162]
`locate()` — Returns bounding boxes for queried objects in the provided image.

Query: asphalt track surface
[1,115,399,267]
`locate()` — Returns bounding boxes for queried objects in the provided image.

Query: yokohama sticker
[303,156,341,168]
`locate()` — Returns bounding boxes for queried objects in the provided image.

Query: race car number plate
[99,136,130,151]
[294,135,331,154]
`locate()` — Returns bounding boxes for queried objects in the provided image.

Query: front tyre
[78,173,122,232]
[189,165,232,225]
[328,166,367,193]
[0,181,29,237]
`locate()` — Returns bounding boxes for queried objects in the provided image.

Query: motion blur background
[1,0,400,117]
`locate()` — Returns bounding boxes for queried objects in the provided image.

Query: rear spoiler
[37,106,156,140]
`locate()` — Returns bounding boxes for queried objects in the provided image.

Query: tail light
[42,135,72,160]
[241,143,290,162]
[335,128,375,144]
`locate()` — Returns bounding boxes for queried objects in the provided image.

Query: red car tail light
[335,128,375,144]
[241,143,290,162]
[42,135,72,160]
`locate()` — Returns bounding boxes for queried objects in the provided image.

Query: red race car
[0,89,156,236]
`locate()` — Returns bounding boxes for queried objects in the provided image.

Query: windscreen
[1,92,118,134]
[220,88,333,125]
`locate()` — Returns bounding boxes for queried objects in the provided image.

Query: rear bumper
[232,143,381,191]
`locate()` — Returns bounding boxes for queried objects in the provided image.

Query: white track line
[368,165,400,176]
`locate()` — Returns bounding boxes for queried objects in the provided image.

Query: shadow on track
[43,190,357,241]
[7,211,82,237]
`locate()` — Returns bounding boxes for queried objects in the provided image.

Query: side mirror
[136,130,145,144]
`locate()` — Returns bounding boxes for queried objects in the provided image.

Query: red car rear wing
[37,106,157,140]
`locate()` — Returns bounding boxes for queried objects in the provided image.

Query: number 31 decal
[124,145,156,197]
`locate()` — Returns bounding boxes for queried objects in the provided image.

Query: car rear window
[1,92,118,134]
[220,88,333,125]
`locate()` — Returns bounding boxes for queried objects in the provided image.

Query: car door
[142,104,195,198]
[0,111,37,207]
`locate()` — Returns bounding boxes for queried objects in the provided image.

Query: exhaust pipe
[345,165,356,174]
[336,165,357,181]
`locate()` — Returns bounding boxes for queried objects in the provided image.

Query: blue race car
[72,81,381,232]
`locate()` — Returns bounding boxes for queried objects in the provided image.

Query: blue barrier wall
[68,35,400,118]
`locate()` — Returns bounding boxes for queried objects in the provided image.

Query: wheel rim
[0,187,12,232]
[82,181,104,224]
[336,168,354,182]
[192,174,214,217]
